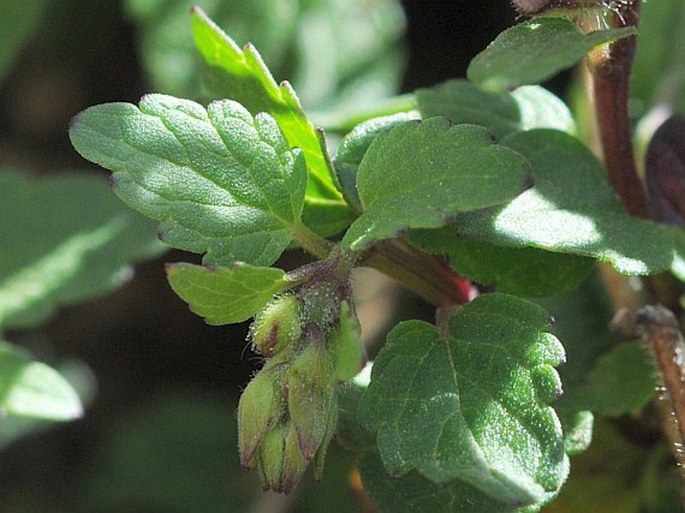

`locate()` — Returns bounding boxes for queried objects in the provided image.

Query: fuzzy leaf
[417,80,576,140]
[449,129,685,277]
[190,6,352,236]
[0,170,165,330]
[468,18,636,92]
[342,118,531,250]
[69,95,307,267]
[0,341,82,421]
[359,294,568,506]
[166,262,292,325]
[408,232,594,297]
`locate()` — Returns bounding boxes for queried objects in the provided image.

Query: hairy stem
[292,221,336,260]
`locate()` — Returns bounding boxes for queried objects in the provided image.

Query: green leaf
[570,343,657,416]
[124,0,298,100]
[407,232,594,297]
[166,262,292,325]
[416,80,576,140]
[69,95,307,267]
[0,170,165,330]
[190,6,353,237]
[467,18,637,92]
[342,118,532,251]
[0,0,47,83]
[451,129,685,277]
[334,112,419,213]
[359,450,541,513]
[359,294,568,506]
[631,0,685,116]
[0,341,82,421]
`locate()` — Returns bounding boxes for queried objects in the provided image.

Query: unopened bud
[256,424,287,492]
[251,295,302,358]
[281,422,309,494]
[329,301,365,381]
[302,282,339,329]
[287,345,335,461]
[313,391,339,481]
[238,369,284,468]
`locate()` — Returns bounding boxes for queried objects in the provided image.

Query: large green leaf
[342,118,532,250]
[416,80,576,140]
[407,232,594,298]
[190,7,353,237]
[166,262,292,325]
[451,129,685,277]
[468,18,636,92]
[0,170,164,330]
[0,341,82,421]
[69,95,307,267]
[359,294,568,507]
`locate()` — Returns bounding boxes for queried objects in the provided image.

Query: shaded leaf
[416,80,576,140]
[342,118,531,251]
[166,262,292,325]
[69,95,306,267]
[0,170,165,330]
[190,6,353,236]
[468,18,636,92]
[359,294,567,506]
[0,341,82,421]
[0,0,47,83]
[451,129,685,278]
[407,232,594,297]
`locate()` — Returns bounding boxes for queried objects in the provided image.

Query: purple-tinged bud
[286,345,335,461]
[281,422,309,494]
[251,295,302,358]
[237,369,284,468]
[256,424,287,492]
[329,301,365,381]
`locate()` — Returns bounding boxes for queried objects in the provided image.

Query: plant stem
[585,0,649,219]
[292,221,336,260]
[360,239,475,307]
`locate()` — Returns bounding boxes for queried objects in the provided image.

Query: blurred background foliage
[5,1,669,512]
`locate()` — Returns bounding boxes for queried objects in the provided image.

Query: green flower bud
[329,301,365,381]
[286,345,335,461]
[256,423,287,492]
[251,294,302,358]
[237,369,284,468]
[302,281,339,329]
[313,391,339,481]
[281,421,309,495]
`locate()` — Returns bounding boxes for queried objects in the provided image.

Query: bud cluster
[238,269,365,493]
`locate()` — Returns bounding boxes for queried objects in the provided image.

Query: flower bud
[313,391,339,481]
[251,294,302,358]
[256,423,287,492]
[237,369,284,468]
[329,301,365,381]
[302,282,339,329]
[281,421,309,494]
[286,345,335,461]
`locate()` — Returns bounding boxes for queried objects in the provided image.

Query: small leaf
[70,95,307,267]
[334,112,418,212]
[416,80,576,140]
[0,341,82,421]
[342,118,532,251]
[165,262,293,325]
[190,6,353,237]
[571,343,658,416]
[452,129,685,278]
[467,18,637,92]
[0,170,165,330]
[408,231,594,297]
[359,293,567,506]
